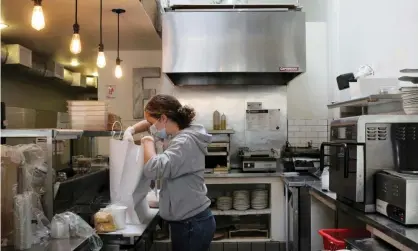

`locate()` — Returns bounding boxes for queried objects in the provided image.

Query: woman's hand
[123,126,135,142]
[123,120,151,141]
[141,136,156,164]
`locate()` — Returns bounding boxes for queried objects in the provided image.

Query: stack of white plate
[251,189,269,210]
[233,190,250,211]
[401,87,418,115]
[216,196,232,211]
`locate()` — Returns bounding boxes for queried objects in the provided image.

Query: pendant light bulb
[70,1,81,54]
[115,59,122,79]
[31,1,45,31]
[96,46,106,68]
[70,33,81,54]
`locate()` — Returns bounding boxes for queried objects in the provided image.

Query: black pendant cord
[34,0,42,6]
[117,13,120,59]
[75,0,78,25]
[73,0,79,33]
[112,8,126,62]
[99,0,103,49]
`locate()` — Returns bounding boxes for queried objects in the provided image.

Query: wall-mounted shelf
[0,129,83,140]
[327,94,402,109]
[2,64,97,96]
[208,129,235,134]
[82,130,122,137]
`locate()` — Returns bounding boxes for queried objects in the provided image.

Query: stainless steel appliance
[281,142,321,172]
[241,150,278,172]
[392,123,418,174]
[162,5,306,86]
[376,170,418,225]
[321,115,418,212]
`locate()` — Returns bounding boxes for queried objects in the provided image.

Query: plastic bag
[51,212,103,251]
[32,209,50,245]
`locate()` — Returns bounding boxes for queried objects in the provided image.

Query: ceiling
[0,0,161,75]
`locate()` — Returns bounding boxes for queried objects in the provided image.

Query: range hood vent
[166,72,302,86]
[162,8,306,86]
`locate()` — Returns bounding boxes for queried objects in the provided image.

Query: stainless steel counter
[309,181,418,250]
[281,174,320,187]
[2,236,90,251]
[346,238,398,251]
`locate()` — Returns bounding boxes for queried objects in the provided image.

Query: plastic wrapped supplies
[51,212,103,251]
[1,144,50,249]
[14,192,33,250]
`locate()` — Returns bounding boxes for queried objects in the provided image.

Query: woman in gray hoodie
[123,94,215,251]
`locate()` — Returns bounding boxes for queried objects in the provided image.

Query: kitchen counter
[99,209,160,250]
[306,179,418,250]
[281,174,320,187]
[2,236,91,251]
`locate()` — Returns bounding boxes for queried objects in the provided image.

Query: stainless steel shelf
[82,130,122,137]
[206,152,228,156]
[1,129,83,140]
[1,129,122,139]
[207,129,235,134]
[327,94,402,109]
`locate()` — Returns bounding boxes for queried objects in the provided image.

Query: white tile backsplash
[288,126,300,132]
[301,126,312,132]
[287,118,329,147]
[306,131,318,137]
[318,132,328,138]
[294,119,307,126]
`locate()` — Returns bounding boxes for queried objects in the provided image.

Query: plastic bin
[318,229,370,251]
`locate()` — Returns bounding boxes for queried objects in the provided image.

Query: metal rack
[0,129,121,219]
[207,130,235,169]
[327,94,402,109]
[327,94,403,117]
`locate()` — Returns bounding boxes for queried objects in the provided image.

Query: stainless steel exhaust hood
[162,7,306,86]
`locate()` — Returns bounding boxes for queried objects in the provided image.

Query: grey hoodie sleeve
[143,134,194,179]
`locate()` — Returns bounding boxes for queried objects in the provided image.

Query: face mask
[150,122,167,140]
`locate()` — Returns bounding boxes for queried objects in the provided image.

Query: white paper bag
[109,138,129,202]
[109,138,152,224]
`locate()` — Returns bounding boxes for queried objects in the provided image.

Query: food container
[213,111,221,130]
[102,205,127,230]
[221,114,227,130]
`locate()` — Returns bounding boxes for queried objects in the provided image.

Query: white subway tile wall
[287,119,330,148]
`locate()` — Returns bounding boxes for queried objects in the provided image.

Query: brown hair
[145,94,196,129]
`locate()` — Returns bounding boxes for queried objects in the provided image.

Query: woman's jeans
[168,207,216,251]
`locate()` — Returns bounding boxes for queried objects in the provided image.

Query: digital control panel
[387,204,406,224]
[243,162,255,169]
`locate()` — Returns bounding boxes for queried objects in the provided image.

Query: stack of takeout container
[67,101,108,130]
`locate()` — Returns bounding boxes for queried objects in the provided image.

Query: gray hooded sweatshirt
[143,124,212,221]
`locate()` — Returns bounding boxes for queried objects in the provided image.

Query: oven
[320,115,418,212]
